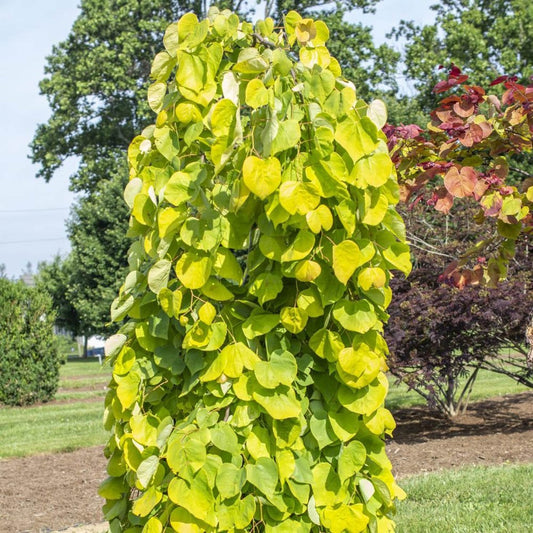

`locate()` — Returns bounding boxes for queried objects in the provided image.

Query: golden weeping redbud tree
[100,8,411,532]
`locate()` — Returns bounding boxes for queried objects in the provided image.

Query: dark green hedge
[0,278,60,405]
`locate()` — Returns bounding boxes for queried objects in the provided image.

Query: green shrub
[0,278,60,405]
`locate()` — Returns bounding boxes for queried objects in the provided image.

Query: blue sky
[0,0,435,278]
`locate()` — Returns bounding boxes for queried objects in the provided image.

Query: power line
[0,207,70,214]
[0,237,69,245]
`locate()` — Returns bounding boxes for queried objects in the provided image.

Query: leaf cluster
[101,9,410,532]
[387,66,533,286]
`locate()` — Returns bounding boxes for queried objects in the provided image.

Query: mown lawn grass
[0,401,108,457]
[60,358,110,378]
[0,360,111,457]
[395,464,533,532]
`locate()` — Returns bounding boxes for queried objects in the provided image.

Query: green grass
[0,401,109,457]
[396,464,533,532]
[0,359,112,458]
[59,376,109,389]
[386,368,529,411]
[59,359,110,378]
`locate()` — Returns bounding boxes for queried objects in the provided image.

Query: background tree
[36,255,81,337]
[385,203,532,417]
[391,0,533,114]
[31,0,400,337]
[66,171,131,338]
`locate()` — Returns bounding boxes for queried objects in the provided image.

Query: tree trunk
[83,336,88,358]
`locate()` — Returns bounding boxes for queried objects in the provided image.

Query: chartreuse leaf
[382,242,412,275]
[332,299,378,333]
[332,240,361,284]
[124,178,143,208]
[311,462,344,507]
[337,344,382,388]
[246,457,279,497]
[294,260,321,282]
[136,455,159,489]
[297,287,324,317]
[175,251,213,289]
[142,516,163,533]
[245,79,269,108]
[279,181,321,215]
[280,307,308,334]
[271,120,301,155]
[164,171,195,206]
[201,278,234,301]
[115,372,140,409]
[276,449,296,486]
[211,98,237,137]
[365,407,396,435]
[253,386,301,419]
[321,504,368,533]
[254,350,298,388]
[328,409,360,441]
[147,82,166,113]
[338,373,388,415]
[259,235,285,261]
[158,206,186,238]
[224,342,260,377]
[306,204,333,233]
[250,272,284,304]
[246,425,273,459]
[114,347,135,375]
[349,152,392,188]
[148,259,171,294]
[361,188,389,226]
[169,472,217,526]
[367,99,387,129]
[211,424,239,454]
[176,102,202,123]
[198,302,216,324]
[214,247,243,283]
[335,116,379,163]
[280,230,315,262]
[169,507,203,533]
[98,476,128,500]
[358,267,386,291]
[167,436,206,474]
[242,310,280,339]
[338,441,366,483]
[243,156,281,200]
[216,462,245,499]
[309,328,344,362]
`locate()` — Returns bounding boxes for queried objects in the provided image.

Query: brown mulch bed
[1,392,531,533]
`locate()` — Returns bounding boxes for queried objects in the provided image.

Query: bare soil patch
[1,392,531,532]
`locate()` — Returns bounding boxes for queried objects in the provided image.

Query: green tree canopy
[391,0,533,112]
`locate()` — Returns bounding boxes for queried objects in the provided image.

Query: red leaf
[458,123,485,147]
[473,179,490,201]
[433,187,454,213]
[453,100,475,118]
[490,75,509,86]
[444,166,478,198]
